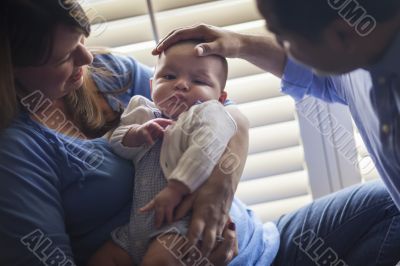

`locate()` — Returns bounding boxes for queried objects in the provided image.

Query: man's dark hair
[258,0,399,40]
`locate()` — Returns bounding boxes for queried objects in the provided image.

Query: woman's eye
[57,55,72,65]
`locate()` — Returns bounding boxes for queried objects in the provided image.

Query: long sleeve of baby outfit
[160,100,237,192]
[110,95,159,164]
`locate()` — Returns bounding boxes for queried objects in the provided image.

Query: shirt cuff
[281,58,314,101]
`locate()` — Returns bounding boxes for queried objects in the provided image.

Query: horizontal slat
[354,133,369,157]
[87,0,261,47]
[362,167,380,181]
[83,0,216,22]
[249,195,312,222]
[153,0,216,13]
[249,121,300,154]
[236,171,310,205]
[112,41,157,67]
[354,128,379,181]
[242,146,304,181]
[227,58,265,79]
[237,96,296,128]
[226,73,282,104]
[86,15,153,46]
[358,155,380,181]
[156,0,262,37]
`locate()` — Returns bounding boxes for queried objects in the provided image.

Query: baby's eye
[163,74,175,80]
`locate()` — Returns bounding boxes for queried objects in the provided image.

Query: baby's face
[151,43,226,119]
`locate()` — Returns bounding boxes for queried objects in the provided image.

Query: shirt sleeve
[0,130,75,266]
[91,53,154,111]
[281,58,348,105]
[160,101,238,192]
[109,96,157,163]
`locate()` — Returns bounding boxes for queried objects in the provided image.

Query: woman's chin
[65,80,83,94]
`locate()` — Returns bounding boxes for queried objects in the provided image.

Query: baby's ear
[219,91,227,104]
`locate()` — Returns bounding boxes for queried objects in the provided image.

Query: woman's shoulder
[0,113,59,174]
[91,52,152,81]
[90,52,153,107]
[0,114,45,148]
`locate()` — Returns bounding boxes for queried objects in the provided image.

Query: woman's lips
[70,68,83,82]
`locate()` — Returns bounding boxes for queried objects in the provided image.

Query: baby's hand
[140,180,190,228]
[124,118,173,147]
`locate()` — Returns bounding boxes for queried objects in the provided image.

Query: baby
[92,40,237,265]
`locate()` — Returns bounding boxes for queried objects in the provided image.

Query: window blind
[353,125,379,182]
[84,0,312,222]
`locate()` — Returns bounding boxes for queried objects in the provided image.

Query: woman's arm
[0,133,75,265]
[152,24,286,78]
[175,105,249,257]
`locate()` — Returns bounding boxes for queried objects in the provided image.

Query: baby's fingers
[139,199,155,212]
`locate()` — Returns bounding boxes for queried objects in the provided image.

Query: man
[153,0,400,210]
[151,1,400,264]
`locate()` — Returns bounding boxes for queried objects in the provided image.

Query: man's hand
[152,24,242,58]
[122,118,173,147]
[152,23,287,77]
[140,180,190,228]
[173,104,249,257]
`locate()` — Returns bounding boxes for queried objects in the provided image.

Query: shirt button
[378,77,387,85]
[381,124,391,134]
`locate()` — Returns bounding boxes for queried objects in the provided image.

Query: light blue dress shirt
[281,33,400,210]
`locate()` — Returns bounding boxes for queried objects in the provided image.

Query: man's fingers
[153,24,212,54]
[166,207,173,224]
[200,227,217,257]
[194,41,220,56]
[187,219,205,247]
[154,206,165,228]
[152,28,179,54]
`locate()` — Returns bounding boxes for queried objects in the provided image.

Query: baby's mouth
[161,94,189,118]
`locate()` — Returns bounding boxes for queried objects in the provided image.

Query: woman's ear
[219,91,227,104]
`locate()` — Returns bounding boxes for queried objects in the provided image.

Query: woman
[1,1,400,266]
[1,1,244,265]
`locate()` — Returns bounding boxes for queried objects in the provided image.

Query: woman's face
[14,24,93,100]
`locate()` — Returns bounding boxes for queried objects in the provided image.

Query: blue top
[281,33,400,209]
[0,53,279,266]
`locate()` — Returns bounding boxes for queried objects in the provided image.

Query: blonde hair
[64,57,130,138]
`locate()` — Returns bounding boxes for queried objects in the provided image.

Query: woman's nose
[74,44,93,67]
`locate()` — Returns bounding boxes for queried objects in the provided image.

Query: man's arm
[152,24,287,78]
